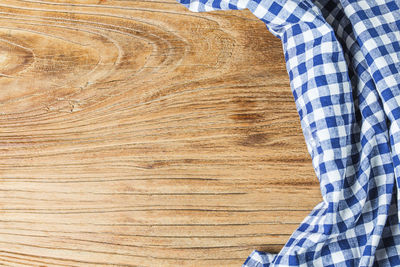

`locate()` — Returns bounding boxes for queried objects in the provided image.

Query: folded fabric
[177,0,400,266]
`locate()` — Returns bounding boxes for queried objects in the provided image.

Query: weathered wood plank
[0,0,320,266]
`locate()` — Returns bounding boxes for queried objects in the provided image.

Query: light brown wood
[0,1,321,266]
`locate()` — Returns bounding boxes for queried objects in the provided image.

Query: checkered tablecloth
[177,0,400,266]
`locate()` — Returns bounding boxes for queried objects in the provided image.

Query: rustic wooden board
[0,1,321,266]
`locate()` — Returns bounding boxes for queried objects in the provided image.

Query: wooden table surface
[0,1,321,266]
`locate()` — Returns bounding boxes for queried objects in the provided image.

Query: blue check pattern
[178,0,400,266]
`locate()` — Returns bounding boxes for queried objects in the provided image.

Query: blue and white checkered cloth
[177,0,400,266]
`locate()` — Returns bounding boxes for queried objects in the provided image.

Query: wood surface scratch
[0,0,321,266]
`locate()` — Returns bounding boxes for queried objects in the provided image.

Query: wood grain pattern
[0,1,321,266]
